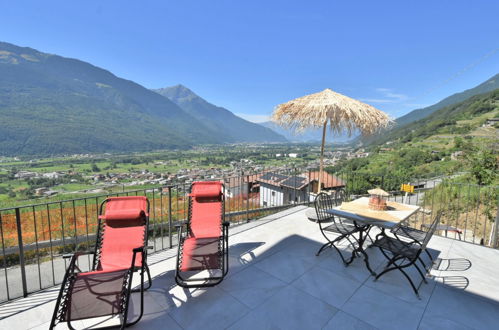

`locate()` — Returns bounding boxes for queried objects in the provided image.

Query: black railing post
[168,186,173,248]
[492,202,499,249]
[15,208,28,297]
[246,175,250,222]
[308,169,311,206]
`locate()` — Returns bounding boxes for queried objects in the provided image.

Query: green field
[0,144,317,208]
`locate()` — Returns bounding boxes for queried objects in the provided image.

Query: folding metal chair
[175,181,229,288]
[50,196,151,329]
[372,211,442,298]
[314,192,365,263]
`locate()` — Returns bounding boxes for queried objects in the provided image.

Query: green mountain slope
[396,73,499,127]
[0,42,225,156]
[334,89,498,183]
[374,89,499,145]
[359,73,499,146]
[154,85,287,143]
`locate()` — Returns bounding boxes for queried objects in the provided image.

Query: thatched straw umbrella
[272,88,392,193]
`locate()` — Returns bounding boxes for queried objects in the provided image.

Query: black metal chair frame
[391,222,435,267]
[175,184,229,288]
[49,198,152,329]
[373,211,442,298]
[314,192,370,267]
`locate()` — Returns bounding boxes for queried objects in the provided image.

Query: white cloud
[360,98,397,104]
[235,113,270,123]
[375,88,408,101]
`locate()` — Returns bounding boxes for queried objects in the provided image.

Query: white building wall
[260,183,284,207]
[282,186,308,204]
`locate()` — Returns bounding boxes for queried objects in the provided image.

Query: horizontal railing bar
[1,203,305,255]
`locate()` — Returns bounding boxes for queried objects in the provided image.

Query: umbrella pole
[318,121,327,193]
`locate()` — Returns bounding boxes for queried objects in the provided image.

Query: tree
[453,136,464,149]
[91,163,100,172]
[469,149,498,185]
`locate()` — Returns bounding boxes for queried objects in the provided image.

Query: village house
[257,171,345,207]
[14,171,38,179]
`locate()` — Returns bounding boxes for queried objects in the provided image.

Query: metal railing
[0,167,309,303]
[340,171,498,246]
[0,168,497,303]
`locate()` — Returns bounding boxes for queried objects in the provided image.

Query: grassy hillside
[396,73,499,127]
[331,89,499,185]
[373,89,499,146]
[359,73,499,146]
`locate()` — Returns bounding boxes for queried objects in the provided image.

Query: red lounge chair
[50,196,151,329]
[175,181,229,287]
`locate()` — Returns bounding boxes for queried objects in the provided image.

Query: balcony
[1,206,499,330]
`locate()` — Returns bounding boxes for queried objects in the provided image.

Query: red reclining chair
[175,181,229,287]
[50,196,151,329]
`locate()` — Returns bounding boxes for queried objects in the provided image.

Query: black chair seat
[373,212,442,298]
[373,235,419,259]
[314,191,361,262]
[323,222,358,235]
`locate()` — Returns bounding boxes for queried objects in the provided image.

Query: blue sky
[1,1,498,122]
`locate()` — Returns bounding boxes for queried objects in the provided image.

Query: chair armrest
[60,251,94,259]
[175,220,188,228]
[61,251,95,274]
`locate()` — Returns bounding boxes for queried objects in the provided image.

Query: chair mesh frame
[314,191,364,263]
[373,211,442,298]
[175,182,229,288]
[50,197,151,330]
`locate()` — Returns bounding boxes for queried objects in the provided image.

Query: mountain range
[395,73,499,127]
[0,41,284,156]
[154,85,285,143]
[361,73,499,146]
[373,88,498,146]
[263,73,499,144]
[259,121,356,143]
[0,40,497,156]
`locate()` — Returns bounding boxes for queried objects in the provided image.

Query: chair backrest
[314,192,336,223]
[334,188,346,206]
[421,211,442,249]
[97,196,149,271]
[188,181,224,238]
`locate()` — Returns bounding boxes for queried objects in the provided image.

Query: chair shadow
[432,258,472,271]
[429,257,472,291]
[230,242,265,266]
[432,276,470,290]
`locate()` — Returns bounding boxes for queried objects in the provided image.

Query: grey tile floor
[1,206,499,330]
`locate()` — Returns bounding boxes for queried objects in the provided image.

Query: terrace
[1,205,499,329]
[0,170,498,329]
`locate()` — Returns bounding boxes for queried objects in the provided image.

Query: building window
[271,191,276,196]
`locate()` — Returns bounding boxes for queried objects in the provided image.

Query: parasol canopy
[272,88,392,192]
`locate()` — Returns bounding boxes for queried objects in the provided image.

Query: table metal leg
[346,224,376,276]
